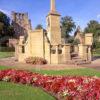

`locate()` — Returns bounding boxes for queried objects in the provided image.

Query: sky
[0,0,100,32]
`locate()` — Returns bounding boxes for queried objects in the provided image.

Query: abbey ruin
[12,0,93,64]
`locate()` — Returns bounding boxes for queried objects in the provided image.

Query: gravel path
[0,57,83,70]
[0,57,100,70]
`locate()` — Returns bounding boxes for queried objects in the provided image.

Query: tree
[0,11,15,46]
[84,20,100,49]
[35,24,43,29]
[84,20,100,37]
[61,16,76,38]
[0,11,10,26]
[73,39,80,45]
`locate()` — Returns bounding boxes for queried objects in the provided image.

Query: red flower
[0,69,100,99]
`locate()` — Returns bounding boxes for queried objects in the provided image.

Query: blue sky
[0,0,100,31]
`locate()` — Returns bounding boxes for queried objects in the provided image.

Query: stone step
[76,61,91,65]
[66,60,91,65]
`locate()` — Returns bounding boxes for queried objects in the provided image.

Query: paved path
[83,57,100,70]
[0,57,83,70]
[0,57,100,71]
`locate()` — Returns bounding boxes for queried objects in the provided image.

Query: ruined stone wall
[29,29,45,58]
[12,12,32,38]
[44,34,51,64]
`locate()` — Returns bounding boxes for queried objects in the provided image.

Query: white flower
[62,90,69,97]
[33,77,37,81]
[77,86,82,91]
[43,74,47,76]
[93,75,98,79]
[2,76,10,82]
[68,79,76,83]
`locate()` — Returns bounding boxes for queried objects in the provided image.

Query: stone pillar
[78,44,87,60]
[62,44,71,63]
[44,42,51,64]
[17,36,25,62]
[18,36,24,53]
[15,42,18,59]
[88,46,92,61]
[78,44,83,59]
[19,36,24,45]
[51,45,59,64]
[74,45,79,53]
[83,45,88,61]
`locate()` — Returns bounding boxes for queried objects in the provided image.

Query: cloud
[97,14,100,18]
[0,9,10,17]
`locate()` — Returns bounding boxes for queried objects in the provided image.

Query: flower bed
[25,57,47,65]
[0,69,100,100]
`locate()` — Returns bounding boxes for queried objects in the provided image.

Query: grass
[0,82,55,100]
[0,52,14,58]
[0,50,99,100]
[0,66,100,100]
[93,48,100,56]
[0,66,55,100]
[0,66,100,77]
[32,68,100,77]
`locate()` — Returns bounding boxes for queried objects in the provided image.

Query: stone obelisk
[50,0,56,12]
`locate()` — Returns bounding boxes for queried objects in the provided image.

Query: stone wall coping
[50,44,71,46]
[31,29,43,32]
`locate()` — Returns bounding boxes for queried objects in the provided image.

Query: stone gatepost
[62,44,71,63]
[18,36,25,62]
[78,44,86,60]
[44,42,51,64]
[51,45,59,64]
[88,46,92,61]
[78,44,92,61]
[83,45,88,61]
[15,42,18,59]
[74,45,79,53]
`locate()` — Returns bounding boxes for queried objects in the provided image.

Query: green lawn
[93,48,100,56]
[0,66,55,100]
[0,66,100,100]
[0,66,100,77]
[32,68,100,77]
[0,52,14,58]
[0,82,55,100]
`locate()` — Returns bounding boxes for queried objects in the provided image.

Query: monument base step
[66,59,91,65]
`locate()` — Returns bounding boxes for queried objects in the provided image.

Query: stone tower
[46,0,61,45]
[12,12,32,38]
